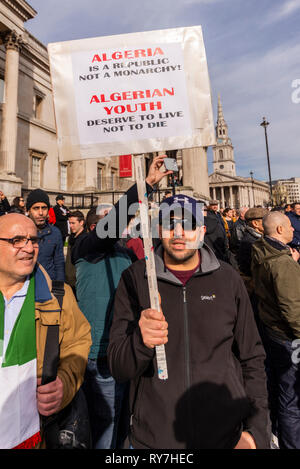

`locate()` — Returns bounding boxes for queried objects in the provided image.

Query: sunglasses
[161,217,198,231]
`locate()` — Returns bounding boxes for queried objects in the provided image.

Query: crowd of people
[1,158,300,450]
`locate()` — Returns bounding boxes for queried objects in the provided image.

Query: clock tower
[212,95,236,177]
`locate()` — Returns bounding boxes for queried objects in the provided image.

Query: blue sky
[26,0,300,182]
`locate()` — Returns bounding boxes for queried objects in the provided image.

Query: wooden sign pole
[134,154,168,380]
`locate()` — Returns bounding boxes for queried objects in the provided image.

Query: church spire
[217,94,226,126]
[212,94,236,177]
[217,94,227,131]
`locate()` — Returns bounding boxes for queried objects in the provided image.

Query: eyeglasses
[0,236,40,248]
[161,217,198,231]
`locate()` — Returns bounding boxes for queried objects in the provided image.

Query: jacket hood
[245,226,262,239]
[147,242,220,285]
[252,236,291,266]
[34,263,53,303]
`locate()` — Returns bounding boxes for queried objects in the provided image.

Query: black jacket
[54,203,70,238]
[72,183,152,264]
[9,205,25,214]
[204,211,230,262]
[0,197,10,216]
[230,218,247,254]
[108,244,270,449]
[237,227,262,276]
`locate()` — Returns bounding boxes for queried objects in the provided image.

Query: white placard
[48,26,215,161]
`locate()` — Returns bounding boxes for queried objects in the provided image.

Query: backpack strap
[41,281,65,385]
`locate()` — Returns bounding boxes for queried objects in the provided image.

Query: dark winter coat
[286,211,300,248]
[108,243,270,449]
[252,236,300,340]
[0,197,10,216]
[37,222,65,282]
[204,210,230,262]
[237,226,262,276]
[53,203,70,239]
[230,218,247,254]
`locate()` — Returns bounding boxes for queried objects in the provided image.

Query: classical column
[238,186,242,207]
[241,187,246,208]
[241,186,246,207]
[229,185,233,208]
[213,187,216,200]
[221,186,225,208]
[0,30,23,175]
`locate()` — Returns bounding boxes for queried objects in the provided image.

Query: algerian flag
[0,276,41,449]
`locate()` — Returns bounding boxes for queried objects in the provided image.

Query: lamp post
[260,117,273,206]
[250,171,255,206]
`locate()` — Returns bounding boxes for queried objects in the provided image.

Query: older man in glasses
[0,213,91,449]
[108,194,270,450]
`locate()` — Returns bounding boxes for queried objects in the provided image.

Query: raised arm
[72,155,172,262]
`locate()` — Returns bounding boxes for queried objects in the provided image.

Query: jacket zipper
[183,286,190,390]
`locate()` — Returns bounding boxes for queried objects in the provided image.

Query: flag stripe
[2,276,36,368]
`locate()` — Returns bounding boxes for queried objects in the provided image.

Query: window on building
[219,149,224,160]
[220,165,224,169]
[111,169,117,190]
[31,156,41,187]
[223,129,226,135]
[30,150,46,188]
[97,164,104,190]
[60,164,67,191]
[219,129,222,136]
[33,94,43,119]
[0,77,5,103]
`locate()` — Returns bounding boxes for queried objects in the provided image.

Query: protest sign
[48,26,215,161]
[48,26,215,381]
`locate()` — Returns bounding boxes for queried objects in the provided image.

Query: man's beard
[163,239,204,264]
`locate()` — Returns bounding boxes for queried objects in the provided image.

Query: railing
[21,184,180,210]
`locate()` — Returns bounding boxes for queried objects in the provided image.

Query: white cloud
[264,0,300,25]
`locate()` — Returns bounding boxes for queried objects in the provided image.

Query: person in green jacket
[251,210,300,449]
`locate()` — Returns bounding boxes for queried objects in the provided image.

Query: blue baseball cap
[159,194,204,226]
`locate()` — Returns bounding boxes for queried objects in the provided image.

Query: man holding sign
[107,194,271,449]
[71,155,172,449]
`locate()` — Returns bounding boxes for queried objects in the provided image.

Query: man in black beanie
[27,188,65,281]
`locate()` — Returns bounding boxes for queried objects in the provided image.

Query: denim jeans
[260,325,300,449]
[82,358,129,449]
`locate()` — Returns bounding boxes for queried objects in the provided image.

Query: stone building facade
[271,178,300,205]
[0,0,211,208]
[209,96,270,208]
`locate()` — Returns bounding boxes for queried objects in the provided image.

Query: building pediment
[209,173,224,183]
[209,171,241,183]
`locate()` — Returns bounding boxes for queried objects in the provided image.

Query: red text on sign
[104,102,162,115]
[90,88,174,104]
[92,48,164,62]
